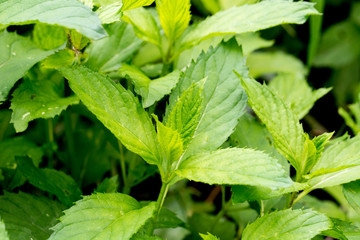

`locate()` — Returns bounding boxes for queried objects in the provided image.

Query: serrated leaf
[41,49,77,69]
[0,218,9,240]
[167,38,248,158]
[69,30,89,50]
[154,117,183,171]
[0,0,107,40]
[49,193,156,240]
[166,80,204,149]
[242,209,332,240]
[16,156,82,207]
[122,7,162,47]
[239,76,306,174]
[96,2,123,24]
[61,65,161,166]
[269,73,331,119]
[156,0,191,41]
[10,68,79,132]
[312,132,334,164]
[154,207,185,229]
[200,233,220,240]
[178,0,318,49]
[96,175,119,193]
[119,64,181,108]
[0,192,63,240]
[247,51,307,79]
[343,180,360,215]
[86,21,142,73]
[176,148,293,189]
[33,23,67,50]
[324,218,360,240]
[0,31,59,102]
[123,0,154,11]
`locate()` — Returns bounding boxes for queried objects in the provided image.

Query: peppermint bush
[1,0,360,239]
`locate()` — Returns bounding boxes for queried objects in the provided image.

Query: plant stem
[118,140,129,194]
[46,118,54,168]
[156,182,170,217]
[260,200,265,217]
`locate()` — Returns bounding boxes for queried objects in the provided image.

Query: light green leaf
[61,66,161,166]
[247,51,307,79]
[0,31,59,102]
[178,0,318,49]
[200,232,220,240]
[123,0,154,11]
[0,0,107,40]
[156,0,191,41]
[69,30,89,50]
[119,64,181,108]
[33,23,67,50]
[312,132,334,164]
[166,80,204,149]
[86,21,142,73]
[154,117,183,171]
[96,2,123,24]
[313,21,360,68]
[154,207,185,229]
[122,7,162,47]
[269,73,331,119]
[343,180,360,215]
[176,148,293,189]
[96,175,119,193]
[41,49,77,69]
[0,218,9,240]
[167,38,248,158]
[49,193,156,240]
[322,218,360,240]
[313,134,360,171]
[0,136,43,169]
[175,33,273,70]
[0,192,63,240]
[16,156,82,207]
[242,209,332,240]
[10,68,79,132]
[239,76,306,174]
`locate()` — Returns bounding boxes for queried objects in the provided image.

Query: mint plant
[1,0,360,239]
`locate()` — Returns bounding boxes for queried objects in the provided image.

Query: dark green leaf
[95,175,119,193]
[16,156,82,207]
[343,180,360,215]
[0,192,63,240]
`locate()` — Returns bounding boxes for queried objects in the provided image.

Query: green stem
[260,200,265,217]
[118,140,130,194]
[46,118,54,168]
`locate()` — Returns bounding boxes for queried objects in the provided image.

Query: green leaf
[61,65,161,166]
[49,193,156,240]
[0,31,59,102]
[0,0,107,40]
[41,49,77,69]
[0,218,9,240]
[86,21,142,73]
[96,175,119,193]
[343,180,360,215]
[269,73,331,119]
[33,23,67,50]
[0,136,43,169]
[69,30,89,50]
[313,21,360,68]
[10,68,79,133]
[154,207,185,229]
[167,38,248,158]
[96,2,123,24]
[178,0,318,49]
[322,218,360,240]
[154,116,183,171]
[122,7,162,47]
[312,132,334,164]
[242,209,332,240]
[119,64,181,108]
[176,148,293,189]
[123,0,154,11]
[199,233,220,240]
[0,192,63,240]
[239,76,306,174]
[16,156,82,207]
[166,79,205,149]
[156,0,191,41]
[247,51,307,79]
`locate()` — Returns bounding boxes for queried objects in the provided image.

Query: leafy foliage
[1,0,359,239]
